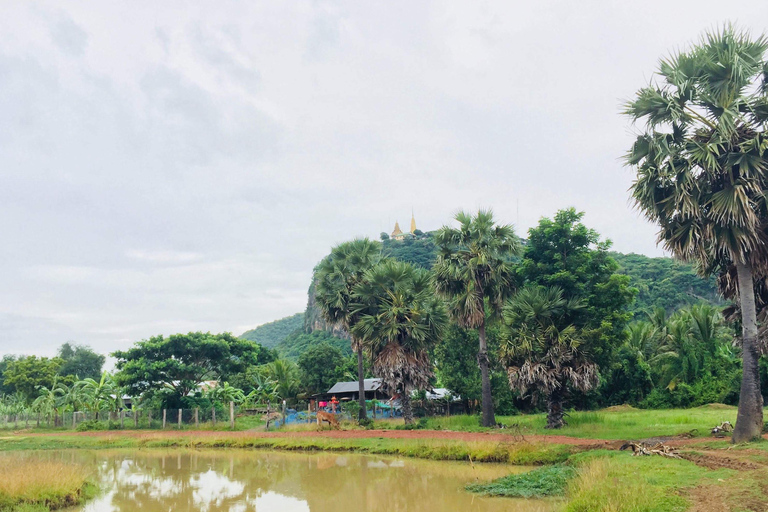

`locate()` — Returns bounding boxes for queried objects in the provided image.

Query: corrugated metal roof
[326,378,382,394]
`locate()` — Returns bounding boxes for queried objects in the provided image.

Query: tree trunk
[477,318,496,427]
[356,343,368,421]
[733,260,764,443]
[401,392,414,425]
[546,386,565,429]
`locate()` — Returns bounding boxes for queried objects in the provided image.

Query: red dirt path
[21,428,609,447]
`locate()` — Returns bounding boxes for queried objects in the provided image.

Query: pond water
[11,450,559,511]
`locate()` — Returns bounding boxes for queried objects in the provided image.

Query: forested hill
[610,252,723,316]
[239,239,724,359]
[239,313,303,349]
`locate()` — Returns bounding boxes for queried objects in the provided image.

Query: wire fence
[0,398,465,430]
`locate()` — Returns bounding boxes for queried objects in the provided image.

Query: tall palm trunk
[401,392,413,425]
[733,261,764,442]
[356,342,368,421]
[477,318,496,427]
[546,385,565,429]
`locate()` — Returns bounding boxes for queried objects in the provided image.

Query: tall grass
[411,405,741,439]
[0,456,92,511]
[563,451,732,512]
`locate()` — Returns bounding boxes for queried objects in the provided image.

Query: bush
[76,420,105,431]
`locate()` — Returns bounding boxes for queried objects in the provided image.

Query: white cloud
[1,0,763,356]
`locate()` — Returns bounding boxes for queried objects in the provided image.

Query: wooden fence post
[134,410,139,428]
[162,409,167,429]
[307,403,311,424]
[147,410,152,428]
[36,413,40,428]
[212,407,216,426]
[281,401,286,428]
[178,409,182,429]
[120,410,124,429]
[229,401,235,430]
[73,411,77,429]
[195,407,199,429]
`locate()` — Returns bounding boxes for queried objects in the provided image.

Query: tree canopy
[112,332,269,404]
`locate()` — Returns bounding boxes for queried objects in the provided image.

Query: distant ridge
[239,312,304,349]
[240,241,725,360]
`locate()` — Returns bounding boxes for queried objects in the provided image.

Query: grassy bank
[0,433,573,465]
[0,455,93,511]
[405,404,740,439]
[468,449,738,511]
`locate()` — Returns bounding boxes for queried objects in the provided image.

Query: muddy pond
[26,449,559,511]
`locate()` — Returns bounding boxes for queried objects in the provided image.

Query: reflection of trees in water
[71,451,547,512]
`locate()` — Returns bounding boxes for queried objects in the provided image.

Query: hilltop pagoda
[391,213,417,240]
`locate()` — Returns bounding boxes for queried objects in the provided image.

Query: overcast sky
[2,1,768,358]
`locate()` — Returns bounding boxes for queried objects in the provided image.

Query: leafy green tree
[261,359,301,401]
[434,210,521,427]
[624,26,768,441]
[352,260,447,424]
[297,342,346,396]
[518,208,635,370]
[113,332,265,407]
[0,355,18,395]
[502,286,598,429]
[2,356,64,403]
[434,326,482,410]
[57,343,105,380]
[314,238,382,420]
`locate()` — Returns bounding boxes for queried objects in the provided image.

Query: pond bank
[1,430,576,465]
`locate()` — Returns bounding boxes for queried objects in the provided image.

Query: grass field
[0,454,93,511]
[411,404,740,439]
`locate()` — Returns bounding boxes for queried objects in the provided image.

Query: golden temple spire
[410,210,417,233]
[391,221,403,238]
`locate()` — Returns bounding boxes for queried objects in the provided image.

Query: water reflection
[23,450,558,512]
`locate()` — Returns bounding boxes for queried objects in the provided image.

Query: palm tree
[501,286,598,429]
[433,210,521,427]
[624,26,768,442]
[205,382,245,405]
[33,379,66,427]
[79,372,119,420]
[260,360,300,402]
[352,260,447,424]
[314,238,382,421]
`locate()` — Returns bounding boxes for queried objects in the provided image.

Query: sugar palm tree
[352,260,447,424]
[314,238,382,421]
[433,210,521,427]
[624,26,768,442]
[501,285,598,429]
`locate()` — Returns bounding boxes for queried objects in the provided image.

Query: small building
[315,378,388,401]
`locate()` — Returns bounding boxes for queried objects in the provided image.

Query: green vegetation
[277,329,351,360]
[0,433,573,465]
[239,313,304,349]
[113,332,273,408]
[352,259,447,424]
[564,452,730,512]
[625,25,768,442]
[434,210,522,427]
[611,253,723,317]
[411,406,738,439]
[0,455,93,511]
[467,463,576,497]
[381,232,438,269]
[314,238,383,421]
